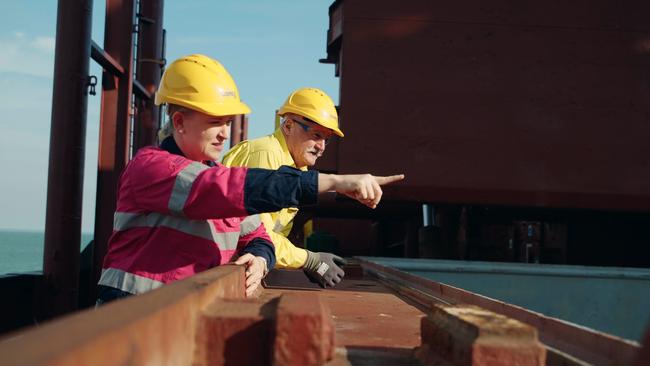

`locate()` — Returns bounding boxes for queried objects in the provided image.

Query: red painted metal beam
[42,0,94,318]
[90,40,124,76]
[229,114,248,148]
[132,0,164,151]
[132,79,151,100]
[327,0,650,211]
[91,0,136,302]
[241,115,248,142]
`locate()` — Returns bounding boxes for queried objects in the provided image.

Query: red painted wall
[324,0,650,210]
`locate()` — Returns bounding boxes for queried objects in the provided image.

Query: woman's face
[173,110,234,162]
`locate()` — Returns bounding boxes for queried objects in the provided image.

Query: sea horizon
[0,228,93,274]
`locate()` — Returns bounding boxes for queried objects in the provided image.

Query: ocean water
[0,230,93,275]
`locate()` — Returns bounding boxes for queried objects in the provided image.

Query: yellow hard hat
[278,88,343,137]
[155,54,250,116]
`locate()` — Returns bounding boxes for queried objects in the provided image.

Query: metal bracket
[86,75,98,96]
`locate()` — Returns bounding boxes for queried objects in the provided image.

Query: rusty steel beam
[196,293,334,365]
[4,258,611,365]
[90,40,124,76]
[132,0,164,151]
[358,258,641,365]
[417,304,546,365]
[274,293,334,364]
[229,114,248,148]
[42,0,94,319]
[90,0,136,303]
[264,267,547,364]
[263,269,424,361]
[132,79,151,100]
[0,266,337,366]
[91,41,157,102]
[229,117,240,147]
[241,115,248,141]
[0,265,245,366]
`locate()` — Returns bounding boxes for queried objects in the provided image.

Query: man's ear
[281,117,292,135]
[172,111,185,133]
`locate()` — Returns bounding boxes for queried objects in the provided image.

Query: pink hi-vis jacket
[99,140,317,295]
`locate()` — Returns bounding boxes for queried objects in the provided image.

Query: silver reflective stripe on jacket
[240,215,261,237]
[98,268,164,295]
[113,211,240,250]
[168,161,209,216]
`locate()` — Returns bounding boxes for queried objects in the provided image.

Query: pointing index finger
[375,174,405,186]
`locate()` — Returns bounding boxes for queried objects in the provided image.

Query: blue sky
[0,1,338,232]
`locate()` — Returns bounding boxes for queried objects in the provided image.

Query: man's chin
[297,157,315,168]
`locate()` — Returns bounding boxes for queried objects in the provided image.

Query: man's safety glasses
[290,118,334,146]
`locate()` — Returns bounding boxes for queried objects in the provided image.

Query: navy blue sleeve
[244,166,318,214]
[240,237,276,270]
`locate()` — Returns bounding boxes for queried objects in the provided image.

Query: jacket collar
[273,127,289,154]
[160,136,216,167]
[160,136,185,157]
[272,128,307,171]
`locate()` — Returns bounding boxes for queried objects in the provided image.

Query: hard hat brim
[279,106,344,137]
[157,94,251,116]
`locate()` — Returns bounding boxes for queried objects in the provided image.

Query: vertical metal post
[230,114,248,148]
[133,0,164,151]
[457,206,469,260]
[43,0,93,317]
[91,0,136,296]
[404,218,419,258]
[241,115,249,141]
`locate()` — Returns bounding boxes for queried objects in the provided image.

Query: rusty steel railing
[357,257,649,366]
[0,265,336,366]
[3,260,648,365]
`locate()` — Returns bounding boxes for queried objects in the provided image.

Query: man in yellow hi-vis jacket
[222,88,346,288]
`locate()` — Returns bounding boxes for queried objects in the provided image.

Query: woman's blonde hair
[157,104,191,143]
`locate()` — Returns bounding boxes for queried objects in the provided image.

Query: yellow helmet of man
[278,87,343,137]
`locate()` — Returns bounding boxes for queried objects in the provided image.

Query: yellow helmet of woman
[155,54,250,116]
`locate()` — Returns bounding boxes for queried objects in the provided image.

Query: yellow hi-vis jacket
[221,128,308,269]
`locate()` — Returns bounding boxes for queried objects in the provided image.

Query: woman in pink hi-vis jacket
[97,54,404,304]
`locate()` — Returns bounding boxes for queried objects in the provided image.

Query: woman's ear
[172,111,185,134]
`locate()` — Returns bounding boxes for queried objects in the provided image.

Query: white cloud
[0,32,54,77]
[31,36,55,53]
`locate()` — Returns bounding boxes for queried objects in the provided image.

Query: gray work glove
[303,251,347,288]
